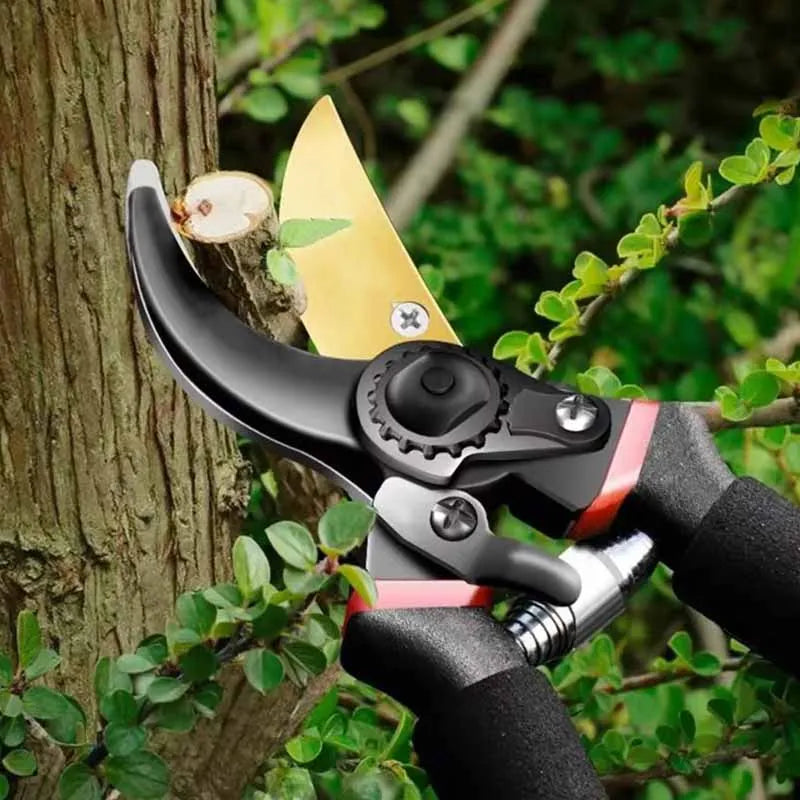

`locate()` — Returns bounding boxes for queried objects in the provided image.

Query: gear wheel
[357,342,507,461]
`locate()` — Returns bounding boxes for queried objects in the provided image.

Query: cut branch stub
[173,171,307,341]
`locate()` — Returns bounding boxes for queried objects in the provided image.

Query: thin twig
[322,0,509,86]
[385,0,549,231]
[689,396,800,431]
[534,183,750,379]
[218,21,319,117]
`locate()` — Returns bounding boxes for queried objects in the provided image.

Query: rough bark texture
[0,2,330,797]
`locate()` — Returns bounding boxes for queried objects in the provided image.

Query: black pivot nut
[430,496,478,541]
[385,352,491,437]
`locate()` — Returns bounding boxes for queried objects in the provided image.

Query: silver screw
[555,394,598,432]
[430,496,478,541]
[390,302,429,337]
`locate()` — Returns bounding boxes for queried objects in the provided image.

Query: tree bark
[0,2,326,797]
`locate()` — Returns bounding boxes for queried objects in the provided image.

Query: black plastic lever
[373,477,582,604]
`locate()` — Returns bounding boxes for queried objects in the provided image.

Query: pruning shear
[125,99,800,800]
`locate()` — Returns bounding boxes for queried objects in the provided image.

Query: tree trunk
[0,2,326,797]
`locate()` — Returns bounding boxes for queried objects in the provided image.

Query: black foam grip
[415,667,607,800]
[342,607,606,800]
[672,477,800,677]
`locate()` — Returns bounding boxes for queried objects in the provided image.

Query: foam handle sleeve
[414,666,608,800]
[672,477,800,677]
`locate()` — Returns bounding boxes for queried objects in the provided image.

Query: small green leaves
[117,653,156,675]
[719,137,771,185]
[0,692,22,718]
[534,290,577,323]
[251,605,289,641]
[176,592,217,637]
[427,34,478,72]
[714,386,751,422]
[105,723,147,758]
[241,85,289,123]
[100,689,138,725]
[318,501,375,556]
[3,748,36,776]
[739,370,780,407]
[525,333,550,367]
[265,248,298,285]
[58,763,102,800]
[572,251,609,286]
[279,218,351,248]
[146,677,189,705]
[759,114,800,151]
[680,161,712,211]
[243,649,284,694]
[16,610,42,671]
[766,357,800,384]
[22,686,70,720]
[285,729,324,764]
[23,647,61,681]
[105,750,170,800]
[492,331,528,361]
[337,564,378,608]
[233,536,271,601]
[283,640,327,676]
[267,521,318,570]
[178,646,218,684]
[617,233,652,259]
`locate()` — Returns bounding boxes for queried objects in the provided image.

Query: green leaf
[202,583,243,610]
[759,114,799,150]
[677,211,713,247]
[251,604,289,641]
[265,248,298,285]
[667,631,693,662]
[58,763,102,800]
[577,366,621,397]
[0,655,12,687]
[243,649,284,694]
[0,775,8,800]
[656,724,680,750]
[105,750,170,799]
[176,592,218,637]
[233,535,271,601]
[709,697,735,726]
[0,715,25,747]
[178,646,218,684]
[353,3,386,29]
[715,386,750,422]
[723,308,759,348]
[241,85,289,123]
[117,653,156,674]
[492,331,528,360]
[525,332,550,366]
[548,319,581,342]
[774,149,800,168]
[740,370,780,407]
[22,686,70,720]
[283,640,327,676]
[24,647,61,680]
[776,164,797,185]
[16,610,42,670]
[146,677,189,705]
[534,290,577,322]
[285,730,323,764]
[679,709,696,743]
[746,138,771,170]
[616,384,647,399]
[572,251,609,285]
[193,681,223,716]
[719,154,763,185]
[105,723,147,758]
[691,651,722,676]
[279,218,351,248]
[3,748,36,776]
[151,696,196,733]
[266,521,317,570]
[753,99,783,116]
[396,98,431,134]
[318,501,375,556]
[338,564,378,608]
[273,59,321,100]
[427,34,478,72]
[95,657,133,703]
[683,160,705,202]
[627,744,660,770]
[0,691,22,717]
[284,567,328,596]
[100,689,138,725]
[617,232,652,258]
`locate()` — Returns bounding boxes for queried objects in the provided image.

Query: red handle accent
[569,400,659,540]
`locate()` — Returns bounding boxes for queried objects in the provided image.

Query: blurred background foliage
[213,2,800,798]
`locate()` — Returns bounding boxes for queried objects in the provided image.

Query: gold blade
[280,96,459,358]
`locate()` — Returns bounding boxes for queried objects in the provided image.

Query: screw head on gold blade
[279,96,459,358]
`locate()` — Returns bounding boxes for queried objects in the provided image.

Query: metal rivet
[390,302,429,337]
[555,394,598,432]
[430,496,478,541]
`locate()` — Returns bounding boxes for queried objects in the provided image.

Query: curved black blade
[125,161,376,501]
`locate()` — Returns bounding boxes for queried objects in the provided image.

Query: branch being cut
[688,396,800,431]
[385,0,549,232]
[172,170,306,342]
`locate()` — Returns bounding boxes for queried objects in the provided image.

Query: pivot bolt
[430,496,478,541]
[555,394,598,432]
[390,302,429,337]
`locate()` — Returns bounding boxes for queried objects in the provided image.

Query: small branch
[688,396,800,431]
[218,21,319,117]
[322,0,508,86]
[601,744,764,789]
[385,0,549,231]
[534,184,751,378]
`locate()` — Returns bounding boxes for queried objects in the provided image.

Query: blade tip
[127,159,161,198]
